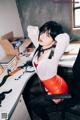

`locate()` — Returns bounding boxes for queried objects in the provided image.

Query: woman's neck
[42,42,54,50]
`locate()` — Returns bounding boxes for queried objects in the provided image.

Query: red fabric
[41,75,68,94]
[34,62,38,69]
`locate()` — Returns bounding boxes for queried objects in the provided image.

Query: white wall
[0,0,23,37]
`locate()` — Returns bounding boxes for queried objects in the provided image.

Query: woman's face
[38,31,54,47]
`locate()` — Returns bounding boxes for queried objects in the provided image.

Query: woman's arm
[27,25,39,48]
[53,33,70,61]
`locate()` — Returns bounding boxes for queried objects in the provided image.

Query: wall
[16,0,80,40]
[16,0,72,37]
[0,0,23,37]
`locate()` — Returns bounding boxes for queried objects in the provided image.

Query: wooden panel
[1,31,14,41]
[0,38,17,56]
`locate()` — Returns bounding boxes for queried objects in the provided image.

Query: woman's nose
[40,34,45,40]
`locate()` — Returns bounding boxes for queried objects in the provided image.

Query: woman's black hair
[33,21,64,59]
[39,21,64,40]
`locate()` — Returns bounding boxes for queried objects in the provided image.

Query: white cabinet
[10,95,31,120]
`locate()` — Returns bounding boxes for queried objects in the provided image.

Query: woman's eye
[47,33,50,37]
[45,30,51,37]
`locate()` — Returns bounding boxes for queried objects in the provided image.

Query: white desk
[59,54,77,68]
[60,41,80,67]
[59,40,80,68]
[0,55,35,119]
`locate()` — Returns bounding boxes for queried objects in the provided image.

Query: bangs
[39,26,50,36]
[39,21,64,39]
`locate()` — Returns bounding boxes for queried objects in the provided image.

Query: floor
[31,111,80,120]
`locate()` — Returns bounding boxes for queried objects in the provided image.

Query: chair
[66,49,80,117]
[22,49,80,120]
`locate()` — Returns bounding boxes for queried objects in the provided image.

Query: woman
[25,21,70,120]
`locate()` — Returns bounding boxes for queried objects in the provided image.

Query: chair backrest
[72,49,80,98]
[73,49,80,81]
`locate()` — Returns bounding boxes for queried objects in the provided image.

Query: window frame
[73,0,80,28]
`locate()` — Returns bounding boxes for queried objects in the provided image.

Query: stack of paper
[0,55,17,70]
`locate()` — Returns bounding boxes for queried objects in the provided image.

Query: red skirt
[41,75,68,94]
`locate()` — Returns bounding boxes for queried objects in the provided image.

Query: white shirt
[27,28,70,80]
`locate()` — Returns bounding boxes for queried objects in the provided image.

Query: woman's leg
[29,96,50,120]
[22,74,49,120]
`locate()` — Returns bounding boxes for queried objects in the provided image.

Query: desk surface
[59,54,77,67]
[59,41,80,67]
[0,41,79,119]
[0,55,35,119]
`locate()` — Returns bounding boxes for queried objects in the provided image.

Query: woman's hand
[52,99,63,104]
[47,92,64,104]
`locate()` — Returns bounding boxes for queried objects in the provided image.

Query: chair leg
[61,111,65,120]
